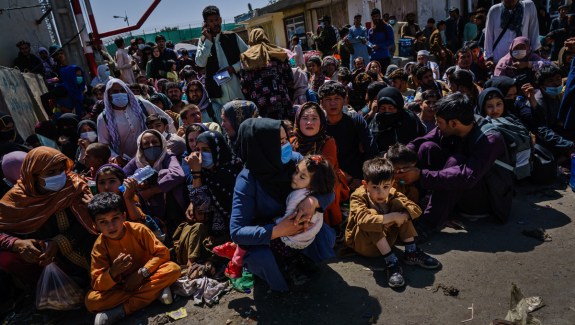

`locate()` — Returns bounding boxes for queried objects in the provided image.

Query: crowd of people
[2,1,575,324]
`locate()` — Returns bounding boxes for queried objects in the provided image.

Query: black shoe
[386,263,405,288]
[403,249,441,269]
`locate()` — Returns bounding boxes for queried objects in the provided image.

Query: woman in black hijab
[229,118,335,292]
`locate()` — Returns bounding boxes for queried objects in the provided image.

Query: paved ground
[4,179,575,325]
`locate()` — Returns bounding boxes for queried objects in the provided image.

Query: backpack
[530,143,557,184]
[486,116,532,180]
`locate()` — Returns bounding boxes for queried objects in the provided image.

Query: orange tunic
[320,138,350,226]
[85,222,180,315]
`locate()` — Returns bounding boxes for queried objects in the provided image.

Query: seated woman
[174,131,243,271]
[494,36,548,85]
[478,87,532,180]
[366,61,384,82]
[123,130,185,233]
[291,102,349,228]
[0,147,97,288]
[220,100,259,155]
[230,118,335,292]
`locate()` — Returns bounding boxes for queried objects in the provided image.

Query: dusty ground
[4,180,575,325]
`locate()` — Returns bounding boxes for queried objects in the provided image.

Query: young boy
[83,143,111,179]
[85,192,181,325]
[344,157,440,288]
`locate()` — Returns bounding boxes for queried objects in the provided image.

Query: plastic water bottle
[570,154,575,192]
[118,165,155,192]
[144,215,166,242]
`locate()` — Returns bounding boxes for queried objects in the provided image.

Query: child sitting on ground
[85,192,180,325]
[385,143,420,204]
[214,155,336,279]
[345,157,440,288]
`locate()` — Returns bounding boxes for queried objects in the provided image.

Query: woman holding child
[0,146,97,285]
[175,131,243,267]
[229,118,336,292]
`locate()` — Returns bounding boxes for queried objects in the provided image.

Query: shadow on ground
[224,263,382,324]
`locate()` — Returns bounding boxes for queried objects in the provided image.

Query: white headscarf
[135,129,168,171]
[103,78,148,154]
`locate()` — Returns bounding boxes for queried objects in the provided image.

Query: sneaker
[224,261,243,279]
[386,263,405,288]
[94,305,125,325]
[403,249,441,269]
[213,242,237,260]
[158,287,173,305]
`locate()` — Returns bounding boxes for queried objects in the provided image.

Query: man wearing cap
[369,8,395,73]
[13,41,44,76]
[445,7,466,53]
[310,15,339,58]
[400,13,421,40]
[348,14,370,70]
[484,0,540,65]
[549,5,570,60]
[416,50,441,80]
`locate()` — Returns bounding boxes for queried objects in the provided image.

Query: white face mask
[512,50,527,59]
[80,131,98,142]
[42,171,67,192]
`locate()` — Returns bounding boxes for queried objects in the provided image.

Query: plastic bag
[36,262,84,310]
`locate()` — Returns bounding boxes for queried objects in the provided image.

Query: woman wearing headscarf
[123,129,185,232]
[0,151,27,197]
[176,131,244,267]
[74,119,98,172]
[146,46,168,81]
[230,118,335,292]
[185,80,219,124]
[97,78,175,165]
[369,87,426,154]
[321,56,339,81]
[240,28,294,120]
[494,36,548,84]
[291,103,349,227]
[90,64,112,87]
[0,147,97,286]
[56,113,80,160]
[58,65,87,117]
[220,100,259,155]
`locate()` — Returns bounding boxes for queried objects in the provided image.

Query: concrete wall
[0,0,53,69]
[0,67,49,140]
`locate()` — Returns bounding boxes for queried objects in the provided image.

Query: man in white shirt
[114,37,136,84]
[484,0,540,67]
[195,6,248,106]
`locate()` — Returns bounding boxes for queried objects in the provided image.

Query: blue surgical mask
[281,142,292,164]
[76,76,83,85]
[545,85,563,97]
[201,152,214,168]
[42,171,67,192]
[143,146,162,161]
[111,93,129,107]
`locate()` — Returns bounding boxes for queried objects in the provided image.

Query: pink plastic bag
[35,262,84,310]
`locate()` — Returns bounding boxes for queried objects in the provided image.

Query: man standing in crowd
[369,8,395,73]
[13,40,44,76]
[549,4,570,60]
[422,18,436,51]
[114,37,136,84]
[310,15,339,58]
[155,35,178,62]
[445,7,466,54]
[484,0,540,67]
[195,5,248,106]
[400,13,421,40]
[348,14,370,70]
